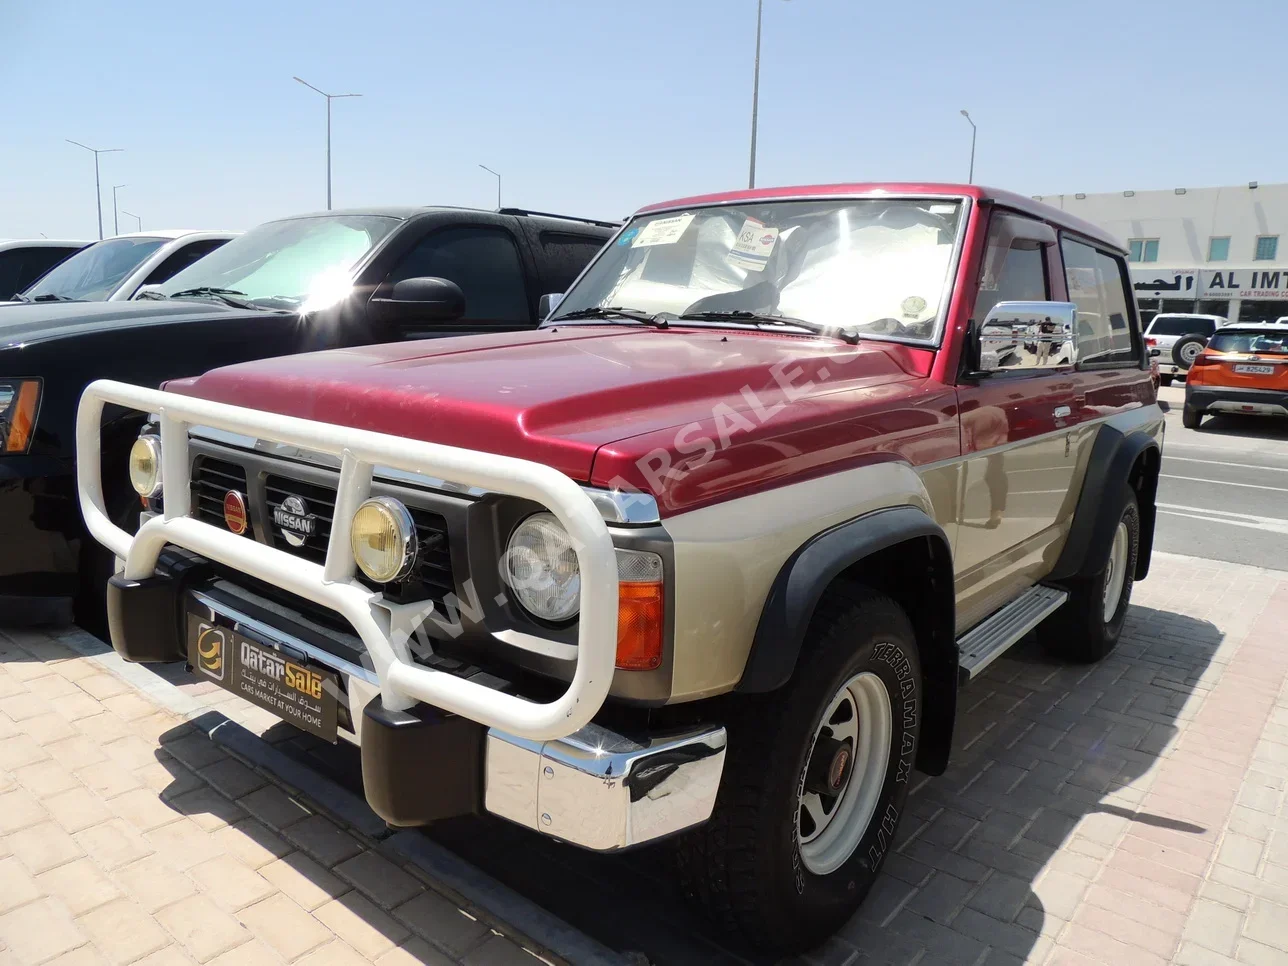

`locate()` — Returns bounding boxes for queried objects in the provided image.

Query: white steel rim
[1180,341,1203,364]
[797,670,892,876]
[1103,521,1130,621]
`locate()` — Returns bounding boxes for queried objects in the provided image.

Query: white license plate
[1234,364,1275,374]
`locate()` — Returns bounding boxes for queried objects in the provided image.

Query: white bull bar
[76,379,619,743]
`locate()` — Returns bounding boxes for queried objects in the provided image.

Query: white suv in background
[1145,313,1226,385]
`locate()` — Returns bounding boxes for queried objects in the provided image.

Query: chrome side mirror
[978,301,1077,372]
[538,292,563,319]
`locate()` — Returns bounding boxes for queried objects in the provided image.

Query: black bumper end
[106,550,211,663]
[361,696,483,827]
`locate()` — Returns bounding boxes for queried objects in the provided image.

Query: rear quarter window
[1061,238,1141,366]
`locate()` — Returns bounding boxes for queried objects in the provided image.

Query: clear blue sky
[1,0,1278,238]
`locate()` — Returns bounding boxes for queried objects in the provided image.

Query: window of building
[1255,236,1279,261]
[1208,237,1230,262]
[1127,238,1159,263]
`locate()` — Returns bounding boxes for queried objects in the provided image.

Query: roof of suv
[259,206,619,230]
[1149,314,1228,323]
[636,183,1124,253]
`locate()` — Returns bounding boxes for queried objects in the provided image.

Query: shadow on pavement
[218,604,1226,966]
[1193,412,1288,441]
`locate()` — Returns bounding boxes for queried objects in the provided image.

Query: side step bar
[957,584,1068,684]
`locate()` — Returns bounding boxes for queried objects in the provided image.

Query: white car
[0,239,90,300]
[1144,313,1226,385]
[5,230,237,304]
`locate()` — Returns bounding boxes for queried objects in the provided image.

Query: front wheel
[1045,493,1139,663]
[675,587,921,954]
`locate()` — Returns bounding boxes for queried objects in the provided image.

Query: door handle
[1053,405,1072,418]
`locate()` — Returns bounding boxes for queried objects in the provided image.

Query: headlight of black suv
[0,379,41,455]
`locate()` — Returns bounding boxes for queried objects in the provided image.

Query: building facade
[1031,182,1288,325]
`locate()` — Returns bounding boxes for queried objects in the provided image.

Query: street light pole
[121,210,141,232]
[293,77,362,210]
[479,165,502,210]
[960,110,977,184]
[66,140,123,240]
[748,0,790,190]
[112,184,127,236]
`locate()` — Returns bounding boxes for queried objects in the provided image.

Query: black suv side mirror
[370,276,466,325]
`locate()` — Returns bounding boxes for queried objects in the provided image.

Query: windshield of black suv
[548,197,964,343]
[1148,316,1218,337]
[1208,331,1288,354]
[149,214,401,311]
[22,236,167,301]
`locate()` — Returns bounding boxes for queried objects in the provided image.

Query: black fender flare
[1049,422,1160,583]
[739,505,959,775]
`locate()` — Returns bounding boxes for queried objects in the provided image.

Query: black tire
[1171,335,1207,370]
[1182,406,1203,430]
[1046,493,1139,663]
[675,587,921,954]
[74,486,139,637]
[1159,374,1174,387]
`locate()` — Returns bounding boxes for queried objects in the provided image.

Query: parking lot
[3,541,1288,965]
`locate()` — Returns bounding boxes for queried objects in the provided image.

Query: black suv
[0,206,615,626]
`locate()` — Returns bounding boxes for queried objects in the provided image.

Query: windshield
[151,214,401,310]
[550,198,964,342]
[1208,331,1288,354]
[24,237,167,300]
[1148,316,1217,337]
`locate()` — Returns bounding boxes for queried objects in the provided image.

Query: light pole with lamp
[66,140,123,240]
[121,210,142,232]
[479,165,502,210]
[112,184,128,235]
[960,110,977,184]
[293,76,363,210]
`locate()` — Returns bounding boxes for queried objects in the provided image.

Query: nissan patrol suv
[78,183,1162,952]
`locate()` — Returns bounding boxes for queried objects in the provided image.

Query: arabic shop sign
[1131,269,1198,297]
[1131,267,1288,300]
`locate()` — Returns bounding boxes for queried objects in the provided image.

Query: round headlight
[128,436,163,498]
[504,512,580,622]
[350,497,417,583]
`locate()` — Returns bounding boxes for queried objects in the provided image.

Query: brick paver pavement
[4,550,1288,965]
[0,631,553,965]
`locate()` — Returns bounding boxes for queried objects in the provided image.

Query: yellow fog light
[128,436,163,498]
[351,497,417,583]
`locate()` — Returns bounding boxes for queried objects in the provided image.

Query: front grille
[191,457,248,529]
[263,474,455,607]
[264,475,335,564]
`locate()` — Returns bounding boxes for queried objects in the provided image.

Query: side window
[384,226,529,323]
[140,239,229,287]
[973,216,1050,322]
[537,231,607,293]
[1061,238,1140,366]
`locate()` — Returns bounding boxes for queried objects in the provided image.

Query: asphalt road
[1154,381,1288,570]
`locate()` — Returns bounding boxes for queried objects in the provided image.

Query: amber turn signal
[614,549,664,670]
[2,381,40,454]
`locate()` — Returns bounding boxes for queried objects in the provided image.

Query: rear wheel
[1182,406,1204,430]
[675,587,921,954]
[1159,374,1174,387]
[1046,493,1139,663]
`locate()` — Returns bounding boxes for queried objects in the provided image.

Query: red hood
[166,325,936,512]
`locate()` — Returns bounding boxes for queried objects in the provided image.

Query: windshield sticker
[729,218,779,271]
[617,226,641,247]
[632,213,695,248]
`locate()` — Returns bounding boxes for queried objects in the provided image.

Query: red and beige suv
[78,183,1162,952]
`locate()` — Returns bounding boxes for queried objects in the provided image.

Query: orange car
[1183,324,1288,429]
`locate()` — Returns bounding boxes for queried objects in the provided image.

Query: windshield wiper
[550,306,669,329]
[168,287,261,310]
[676,310,859,344]
[31,293,80,303]
[133,289,167,300]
